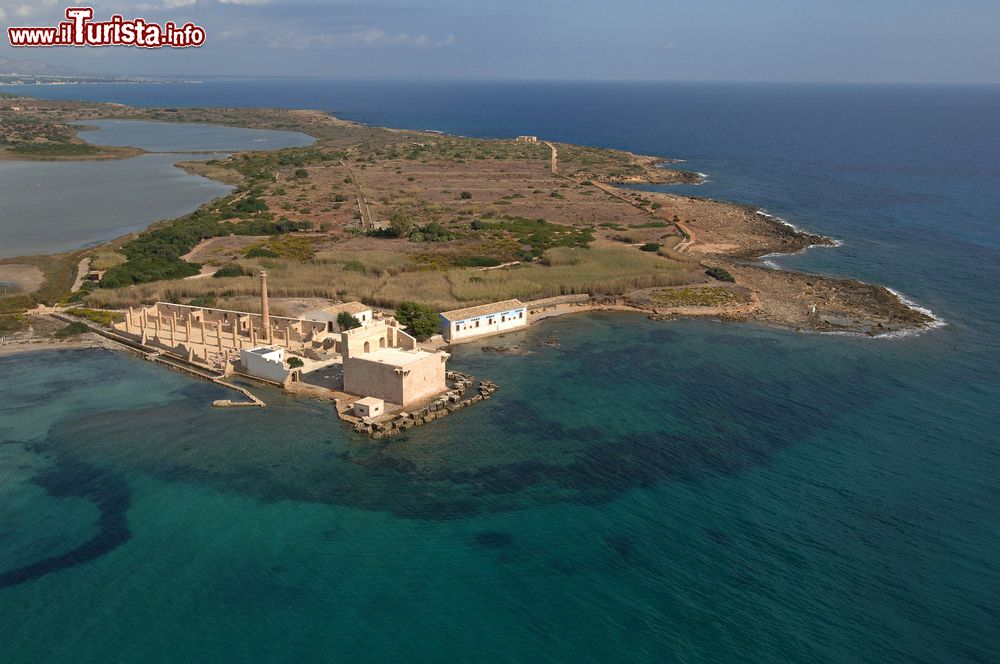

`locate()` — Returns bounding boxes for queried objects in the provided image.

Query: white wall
[442,307,528,341]
[241,347,290,383]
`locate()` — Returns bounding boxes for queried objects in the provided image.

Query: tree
[337,311,362,331]
[395,301,439,340]
[287,356,304,369]
[388,212,413,238]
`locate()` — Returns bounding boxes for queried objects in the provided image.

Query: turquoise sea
[1,81,998,662]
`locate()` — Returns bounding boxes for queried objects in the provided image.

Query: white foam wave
[755,209,842,250]
[880,288,947,338]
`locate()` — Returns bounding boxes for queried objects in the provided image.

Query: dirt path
[543,141,558,174]
[340,149,378,230]
[590,180,696,252]
[70,257,91,292]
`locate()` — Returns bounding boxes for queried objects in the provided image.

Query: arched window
[379,337,386,348]
[363,341,371,353]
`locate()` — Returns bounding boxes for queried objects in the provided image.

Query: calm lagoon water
[0,120,312,258]
[1,81,998,662]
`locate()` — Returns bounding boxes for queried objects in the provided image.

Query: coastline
[0,93,939,342]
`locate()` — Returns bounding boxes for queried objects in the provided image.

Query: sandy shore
[0,264,44,295]
[0,334,118,357]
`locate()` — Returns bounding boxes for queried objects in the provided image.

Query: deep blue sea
[1,80,998,663]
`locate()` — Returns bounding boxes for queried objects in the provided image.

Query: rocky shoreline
[338,371,499,439]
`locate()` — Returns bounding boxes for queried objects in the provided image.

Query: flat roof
[360,347,437,367]
[440,299,525,321]
[322,302,371,316]
[356,396,384,406]
[245,346,281,356]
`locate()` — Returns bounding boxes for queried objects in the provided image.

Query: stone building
[307,302,374,332]
[439,299,528,342]
[516,135,538,143]
[341,323,449,407]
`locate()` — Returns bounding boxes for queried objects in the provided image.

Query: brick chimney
[260,270,270,341]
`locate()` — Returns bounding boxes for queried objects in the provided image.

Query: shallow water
[0,119,312,258]
[2,81,998,662]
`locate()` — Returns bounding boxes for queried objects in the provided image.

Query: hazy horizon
[1,1,998,84]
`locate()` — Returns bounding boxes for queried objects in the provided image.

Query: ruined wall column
[259,270,270,341]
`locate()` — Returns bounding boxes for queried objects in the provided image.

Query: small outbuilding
[354,397,384,419]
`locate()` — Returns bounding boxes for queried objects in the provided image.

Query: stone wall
[342,371,498,439]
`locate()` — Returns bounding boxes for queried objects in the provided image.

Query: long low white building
[439,299,528,342]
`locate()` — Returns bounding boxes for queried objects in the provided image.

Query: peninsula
[1,94,934,371]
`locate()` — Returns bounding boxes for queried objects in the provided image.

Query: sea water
[1,81,997,662]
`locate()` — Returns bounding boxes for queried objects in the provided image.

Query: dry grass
[90,251,127,271]
[86,245,689,312]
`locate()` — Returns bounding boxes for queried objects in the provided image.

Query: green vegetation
[706,266,736,283]
[189,294,218,308]
[213,265,249,278]
[66,307,121,326]
[245,236,316,262]
[98,200,308,288]
[245,247,280,259]
[394,300,439,340]
[460,191,473,199]
[9,142,101,157]
[343,260,367,273]
[54,321,89,338]
[369,214,458,242]
[471,216,593,258]
[650,287,744,307]
[337,311,362,331]
[287,356,304,369]
[640,242,661,252]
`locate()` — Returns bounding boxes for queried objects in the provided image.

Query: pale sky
[1,0,998,82]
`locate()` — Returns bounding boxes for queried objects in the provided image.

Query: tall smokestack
[259,270,270,341]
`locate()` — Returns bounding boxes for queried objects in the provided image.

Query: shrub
[66,308,120,326]
[245,247,279,259]
[395,301,439,340]
[287,356,304,369]
[706,266,735,282]
[213,265,248,278]
[460,191,472,199]
[337,311,362,331]
[189,294,218,308]
[640,242,661,252]
[343,260,366,274]
[293,168,309,179]
[54,321,89,338]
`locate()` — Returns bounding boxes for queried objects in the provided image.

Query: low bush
[706,266,735,282]
[54,321,89,338]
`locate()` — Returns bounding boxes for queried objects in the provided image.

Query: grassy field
[649,287,749,307]
[84,245,690,312]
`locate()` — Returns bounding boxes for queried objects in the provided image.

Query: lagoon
[0,120,313,258]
